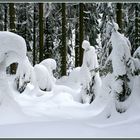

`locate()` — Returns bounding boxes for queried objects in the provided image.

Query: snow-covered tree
[16,3,33,52]
[124,3,140,55]
[128,47,140,76]
[108,21,132,113]
[80,40,101,104]
[0,32,33,93]
[98,3,115,67]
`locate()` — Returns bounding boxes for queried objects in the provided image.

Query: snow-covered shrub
[31,64,54,92]
[15,57,33,93]
[0,31,33,93]
[0,32,27,72]
[127,47,140,76]
[80,40,101,104]
[40,58,57,83]
[108,21,132,113]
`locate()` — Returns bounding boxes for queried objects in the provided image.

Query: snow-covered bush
[0,31,33,93]
[0,32,27,71]
[127,47,140,76]
[40,58,57,83]
[15,56,33,93]
[108,21,132,113]
[80,40,101,104]
[31,64,54,92]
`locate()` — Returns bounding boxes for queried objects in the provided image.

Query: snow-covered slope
[0,74,140,138]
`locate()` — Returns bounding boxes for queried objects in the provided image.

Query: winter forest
[0,2,140,138]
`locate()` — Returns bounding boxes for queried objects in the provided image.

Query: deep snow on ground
[0,74,140,138]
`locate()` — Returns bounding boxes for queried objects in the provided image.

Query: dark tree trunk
[75,4,79,67]
[33,4,36,66]
[135,4,139,51]
[79,3,84,66]
[39,3,44,62]
[44,17,51,59]
[9,3,16,32]
[4,4,7,31]
[61,3,67,76]
[9,3,17,74]
[116,3,122,33]
[75,22,79,67]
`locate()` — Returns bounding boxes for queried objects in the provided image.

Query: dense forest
[0,3,140,77]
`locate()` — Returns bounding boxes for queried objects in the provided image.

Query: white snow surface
[0,73,140,138]
[0,32,140,138]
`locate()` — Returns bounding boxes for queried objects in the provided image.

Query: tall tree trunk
[75,4,79,67]
[33,4,36,66]
[75,22,79,67]
[44,17,51,59]
[116,3,122,33]
[61,3,67,76]
[9,3,17,74]
[79,3,84,66]
[4,4,7,31]
[135,4,139,52]
[0,4,3,31]
[39,3,44,62]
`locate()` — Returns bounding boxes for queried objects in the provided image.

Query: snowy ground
[0,74,140,138]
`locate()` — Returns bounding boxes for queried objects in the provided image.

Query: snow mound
[32,64,54,92]
[68,67,81,83]
[0,31,27,65]
[40,58,57,83]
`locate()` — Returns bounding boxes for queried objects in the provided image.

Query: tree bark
[79,3,84,66]
[39,3,44,62]
[116,3,122,33]
[9,3,17,74]
[75,22,79,67]
[33,4,36,66]
[4,4,7,31]
[61,3,67,76]
[135,4,139,51]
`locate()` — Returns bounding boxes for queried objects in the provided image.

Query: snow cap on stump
[82,40,90,50]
